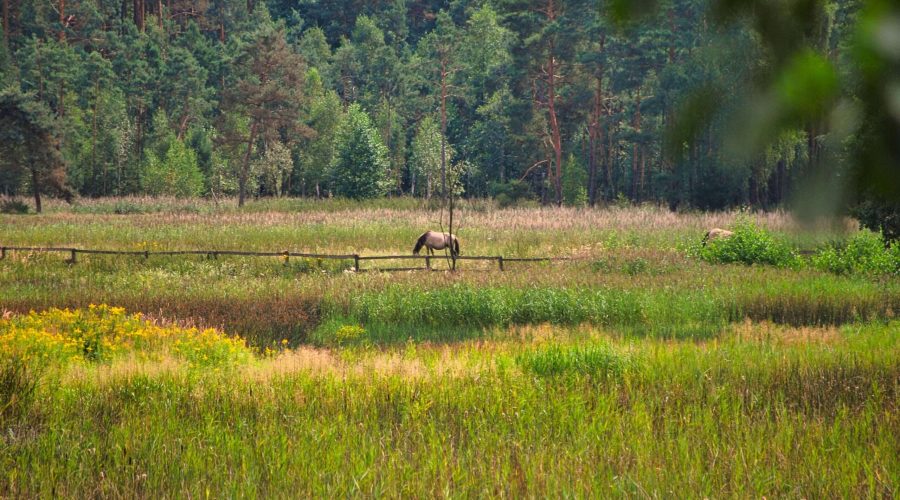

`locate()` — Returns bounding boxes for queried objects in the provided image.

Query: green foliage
[0,199,30,214]
[254,141,293,196]
[141,138,205,198]
[329,104,389,199]
[409,115,444,198]
[490,180,533,208]
[517,343,632,379]
[694,218,800,267]
[854,196,900,243]
[562,154,588,207]
[812,230,899,276]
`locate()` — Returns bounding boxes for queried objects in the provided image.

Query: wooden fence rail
[0,246,567,272]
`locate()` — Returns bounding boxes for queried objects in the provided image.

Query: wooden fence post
[69,248,77,264]
[498,256,504,271]
[354,254,360,272]
[144,250,149,260]
[283,250,289,266]
[0,247,5,260]
[425,255,431,270]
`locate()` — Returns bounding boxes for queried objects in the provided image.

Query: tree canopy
[0,0,895,225]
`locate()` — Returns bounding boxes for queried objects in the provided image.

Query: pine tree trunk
[31,161,41,213]
[239,121,258,207]
[439,58,448,201]
[631,90,642,202]
[547,45,563,207]
[58,0,65,41]
[588,63,603,206]
[134,0,144,31]
[92,81,100,194]
[604,109,614,200]
[3,0,9,45]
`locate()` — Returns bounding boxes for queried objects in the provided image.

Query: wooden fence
[0,246,567,272]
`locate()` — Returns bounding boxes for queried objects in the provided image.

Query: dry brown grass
[728,320,843,345]
[244,343,498,381]
[6,201,857,234]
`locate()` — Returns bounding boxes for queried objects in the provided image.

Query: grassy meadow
[1,197,898,497]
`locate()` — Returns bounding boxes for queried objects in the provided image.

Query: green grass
[1,200,898,496]
[1,321,896,497]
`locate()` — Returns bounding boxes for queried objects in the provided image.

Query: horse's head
[413,232,427,254]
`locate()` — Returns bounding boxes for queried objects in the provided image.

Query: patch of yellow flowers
[0,305,252,368]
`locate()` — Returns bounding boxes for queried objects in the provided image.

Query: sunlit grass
[1,318,896,497]
[1,199,897,495]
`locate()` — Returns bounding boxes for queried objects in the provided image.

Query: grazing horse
[413,231,460,257]
[702,228,734,246]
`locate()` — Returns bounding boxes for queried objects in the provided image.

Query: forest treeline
[0,0,873,211]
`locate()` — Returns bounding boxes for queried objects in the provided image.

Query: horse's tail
[701,231,710,247]
[413,232,428,254]
[453,237,460,256]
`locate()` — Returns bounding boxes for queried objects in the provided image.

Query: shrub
[141,138,205,198]
[517,343,632,378]
[693,218,800,267]
[0,199,29,214]
[112,201,145,214]
[854,195,900,243]
[812,230,899,276]
[561,154,588,207]
[490,180,533,208]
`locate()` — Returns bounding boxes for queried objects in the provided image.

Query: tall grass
[0,318,896,497]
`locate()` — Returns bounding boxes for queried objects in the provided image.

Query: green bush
[812,230,899,276]
[0,199,29,214]
[517,343,632,378]
[141,138,205,198]
[561,154,588,207]
[329,104,389,199]
[693,218,800,267]
[490,180,533,208]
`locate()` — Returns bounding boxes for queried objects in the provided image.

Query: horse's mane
[413,232,429,254]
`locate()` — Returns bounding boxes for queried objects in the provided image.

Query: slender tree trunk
[604,106,614,200]
[92,80,100,194]
[439,57,456,270]
[157,0,162,29]
[36,39,43,102]
[3,0,9,45]
[58,0,65,41]
[134,0,144,31]
[239,121,258,207]
[546,39,563,206]
[499,140,505,183]
[631,90,642,201]
[31,161,41,213]
[439,59,447,201]
[588,65,604,206]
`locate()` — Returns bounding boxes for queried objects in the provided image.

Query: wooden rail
[0,246,566,272]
